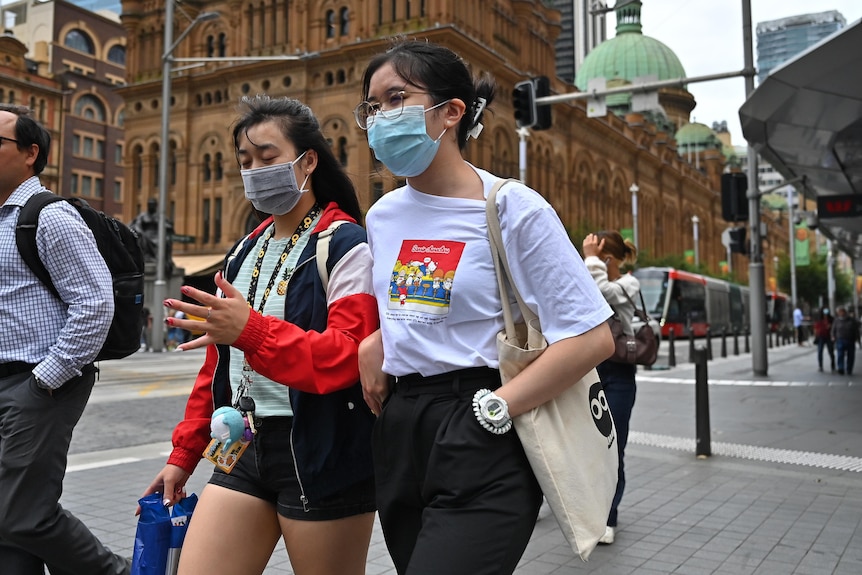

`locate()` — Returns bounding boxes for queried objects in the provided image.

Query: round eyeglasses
[353,90,430,130]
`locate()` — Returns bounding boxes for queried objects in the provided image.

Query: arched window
[215,152,224,180]
[64,29,95,54]
[116,108,125,127]
[151,143,160,184]
[218,33,227,57]
[340,7,349,35]
[170,141,177,186]
[338,137,348,166]
[133,145,143,190]
[203,154,212,182]
[326,10,335,38]
[107,45,126,65]
[74,94,107,122]
[206,35,215,58]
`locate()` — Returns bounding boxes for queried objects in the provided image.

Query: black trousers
[372,368,543,575]
[0,369,130,575]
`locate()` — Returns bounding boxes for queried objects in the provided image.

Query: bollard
[745,327,750,353]
[720,327,727,358]
[688,327,696,363]
[705,327,713,360]
[693,346,711,458]
[733,328,739,356]
[668,327,676,367]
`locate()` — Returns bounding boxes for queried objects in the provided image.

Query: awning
[739,19,862,258]
[172,254,225,277]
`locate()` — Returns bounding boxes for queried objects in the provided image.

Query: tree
[776,252,853,308]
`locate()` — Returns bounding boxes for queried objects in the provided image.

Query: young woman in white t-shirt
[356,40,615,575]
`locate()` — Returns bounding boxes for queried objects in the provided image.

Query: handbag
[131,493,198,575]
[486,179,618,561]
[609,289,658,366]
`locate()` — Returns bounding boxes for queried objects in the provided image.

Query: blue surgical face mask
[240,151,309,215]
[367,102,449,177]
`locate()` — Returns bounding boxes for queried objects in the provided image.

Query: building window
[64,29,95,54]
[218,33,227,57]
[215,152,223,180]
[340,7,349,35]
[70,173,78,195]
[203,154,212,182]
[107,45,126,65]
[133,145,143,190]
[115,144,123,164]
[202,198,211,244]
[74,94,107,122]
[338,137,348,166]
[81,175,92,197]
[94,177,104,198]
[114,179,123,202]
[170,141,177,186]
[214,197,222,244]
[206,35,215,57]
[326,10,335,38]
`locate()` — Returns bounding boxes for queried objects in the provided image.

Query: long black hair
[231,95,362,223]
[360,40,496,149]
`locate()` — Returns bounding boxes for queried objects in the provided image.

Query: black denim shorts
[209,416,375,521]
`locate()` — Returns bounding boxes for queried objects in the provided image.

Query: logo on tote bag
[589,382,616,449]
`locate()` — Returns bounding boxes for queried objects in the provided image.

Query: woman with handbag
[355,40,615,574]
[582,230,641,545]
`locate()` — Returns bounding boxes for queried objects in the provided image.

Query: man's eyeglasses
[0,136,19,148]
[353,90,430,130]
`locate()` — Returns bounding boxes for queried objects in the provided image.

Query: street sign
[817,194,862,218]
[171,234,196,244]
[586,77,607,118]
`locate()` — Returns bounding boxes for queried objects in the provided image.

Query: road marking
[629,431,862,473]
[67,442,172,473]
[638,375,858,387]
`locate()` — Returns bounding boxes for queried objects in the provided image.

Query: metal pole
[692,215,700,267]
[632,185,639,249]
[827,239,835,315]
[152,0,175,353]
[743,0,768,376]
[517,127,528,183]
[788,187,797,309]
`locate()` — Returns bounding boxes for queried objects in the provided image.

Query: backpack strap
[316,220,349,293]
[15,192,65,299]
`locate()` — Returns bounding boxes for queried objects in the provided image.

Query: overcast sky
[604,1,861,146]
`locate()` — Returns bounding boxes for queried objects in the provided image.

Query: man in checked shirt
[0,104,130,574]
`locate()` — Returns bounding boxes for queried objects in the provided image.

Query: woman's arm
[495,322,614,417]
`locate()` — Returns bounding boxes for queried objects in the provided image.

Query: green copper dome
[675,121,722,149]
[575,1,687,91]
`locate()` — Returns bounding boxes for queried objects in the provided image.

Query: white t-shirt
[366,165,612,377]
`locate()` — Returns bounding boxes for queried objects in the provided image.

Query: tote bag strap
[486,178,539,340]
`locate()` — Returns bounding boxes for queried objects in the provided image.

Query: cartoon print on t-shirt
[388,240,466,314]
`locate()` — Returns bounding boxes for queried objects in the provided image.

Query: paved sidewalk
[61,341,862,574]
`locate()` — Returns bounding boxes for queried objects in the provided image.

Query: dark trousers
[816,337,835,371]
[596,360,637,528]
[372,368,542,575]
[835,338,856,374]
[0,369,130,575]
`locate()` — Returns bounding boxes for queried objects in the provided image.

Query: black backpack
[16,193,145,361]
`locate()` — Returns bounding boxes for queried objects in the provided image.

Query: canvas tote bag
[486,179,619,561]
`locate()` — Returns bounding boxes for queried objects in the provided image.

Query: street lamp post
[692,215,700,268]
[152,1,219,352]
[630,183,639,249]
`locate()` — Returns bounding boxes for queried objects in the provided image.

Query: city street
[62,337,862,574]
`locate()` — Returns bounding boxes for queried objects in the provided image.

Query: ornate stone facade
[117,0,765,278]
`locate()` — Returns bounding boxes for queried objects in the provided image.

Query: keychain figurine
[204,406,251,472]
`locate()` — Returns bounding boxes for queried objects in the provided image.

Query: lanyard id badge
[203,405,253,473]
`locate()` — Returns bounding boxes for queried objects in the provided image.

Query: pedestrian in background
[813,309,834,372]
[356,40,614,574]
[793,303,806,346]
[141,96,378,575]
[582,230,640,545]
[0,104,129,574]
[831,306,858,375]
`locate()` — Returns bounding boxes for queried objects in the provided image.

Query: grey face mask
[240,151,309,215]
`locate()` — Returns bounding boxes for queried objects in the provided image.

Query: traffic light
[721,172,749,222]
[512,80,536,129]
[533,76,552,131]
[728,226,747,255]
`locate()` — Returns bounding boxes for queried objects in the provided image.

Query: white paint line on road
[637,375,858,387]
[67,442,172,473]
[630,431,862,473]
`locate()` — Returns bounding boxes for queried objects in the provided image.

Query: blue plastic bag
[131,493,198,575]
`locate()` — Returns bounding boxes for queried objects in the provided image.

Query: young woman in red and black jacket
[140,95,378,575]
